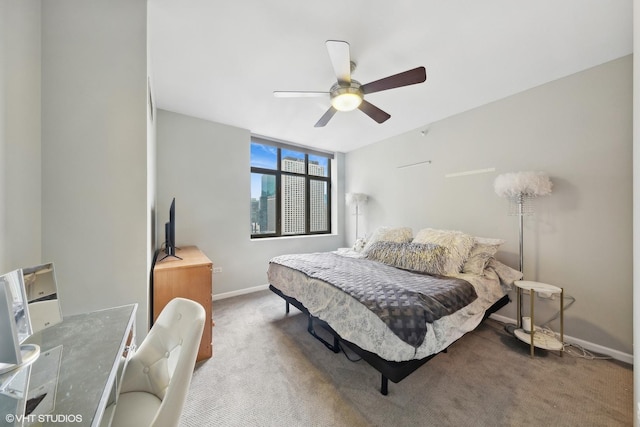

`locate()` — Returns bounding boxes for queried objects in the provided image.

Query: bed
[267,227,523,395]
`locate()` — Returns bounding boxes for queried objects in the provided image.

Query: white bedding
[267,249,521,362]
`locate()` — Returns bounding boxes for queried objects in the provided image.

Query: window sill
[250,233,339,242]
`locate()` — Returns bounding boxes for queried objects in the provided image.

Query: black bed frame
[269,284,510,395]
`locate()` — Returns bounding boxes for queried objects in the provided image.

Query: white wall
[147,17,158,326]
[156,110,345,297]
[0,2,8,271]
[40,0,150,338]
[632,0,638,423]
[1,0,42,272]
[345,56,633,356]
[0,0,7,274]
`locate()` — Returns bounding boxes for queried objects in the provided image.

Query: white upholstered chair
[110,297,206,427]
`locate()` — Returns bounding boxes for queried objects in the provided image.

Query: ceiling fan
[274,40,427,128]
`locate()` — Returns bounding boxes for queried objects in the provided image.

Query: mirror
[0,363,31,425]
[0,262,60,372]
[0,270,31,343]
[0,270,40,374]
[25,345,63,418]
[0,273,24,368]
[21,263,62,333]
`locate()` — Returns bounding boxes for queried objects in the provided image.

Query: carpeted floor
[180,290,632,427]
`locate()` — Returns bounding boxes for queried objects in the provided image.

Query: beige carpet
[180,290,632,427]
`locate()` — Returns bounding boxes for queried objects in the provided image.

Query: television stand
[156,246,183,262]
[156,252,182,262]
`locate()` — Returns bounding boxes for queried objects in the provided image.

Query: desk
[0,304,136,426]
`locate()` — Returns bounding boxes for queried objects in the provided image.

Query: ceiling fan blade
[358,100,391,124]
[361,66,427,95]
[274,91,329,98]
[326,40,351,85]
[314,107,337,127]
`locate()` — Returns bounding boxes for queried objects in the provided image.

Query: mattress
[267,250,521,362]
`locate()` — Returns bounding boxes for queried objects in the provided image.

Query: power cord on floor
[533,325,612,360]
[563,343,612,360]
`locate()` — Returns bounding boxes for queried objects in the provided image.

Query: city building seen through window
[250,137,332,238]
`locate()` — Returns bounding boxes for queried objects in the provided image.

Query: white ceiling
[148,0,632,153]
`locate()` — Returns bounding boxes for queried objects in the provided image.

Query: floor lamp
[345,193,368,243]
[494,171,552,331]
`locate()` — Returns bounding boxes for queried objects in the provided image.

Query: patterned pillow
[365,241,450,276]
[362,226,413,255]
[352,237,367,252]
[462,237,506,275]
[412,228,476,275]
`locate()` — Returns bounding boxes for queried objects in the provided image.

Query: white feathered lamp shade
[494,171,553,273]
[494,171,553,203]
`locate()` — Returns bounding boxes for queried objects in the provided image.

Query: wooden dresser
[152,245,213,361]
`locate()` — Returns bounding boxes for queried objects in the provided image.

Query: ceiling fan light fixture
[330,86,363,111]
[274,40,427,127]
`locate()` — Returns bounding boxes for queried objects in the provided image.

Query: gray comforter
[269,252,477,348]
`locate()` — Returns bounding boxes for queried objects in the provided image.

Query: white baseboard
[489,313,633,365]
[212,284,270,302]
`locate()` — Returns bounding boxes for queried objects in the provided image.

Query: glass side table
[513,280,564,357]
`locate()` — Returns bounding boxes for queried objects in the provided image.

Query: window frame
[250,137,333,238]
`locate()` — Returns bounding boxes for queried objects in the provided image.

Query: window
[250,137,333,238]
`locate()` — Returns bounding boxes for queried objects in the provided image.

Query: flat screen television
[166,198,176,256]
[159,198,180,261]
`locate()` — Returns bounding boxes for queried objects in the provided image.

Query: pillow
[365,241,450,276]
[412,228,475,275]
[362,226,413,254]
[462,237,506,275]
[364,240,403,265]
